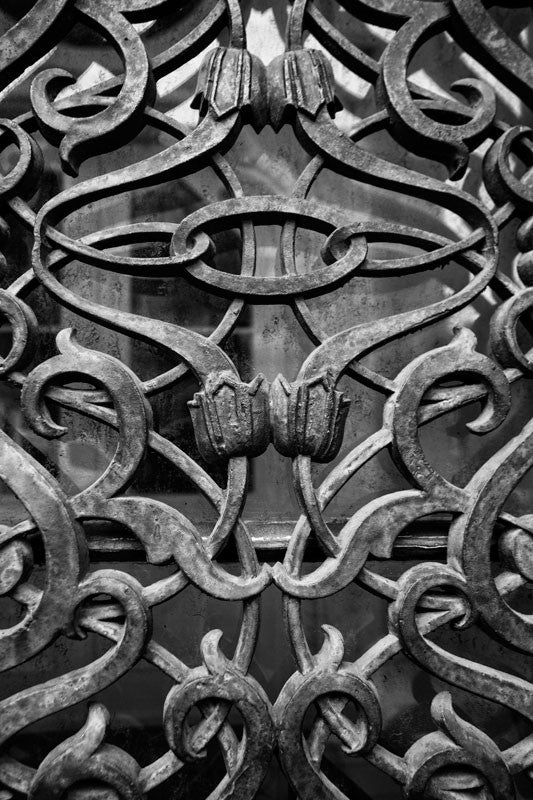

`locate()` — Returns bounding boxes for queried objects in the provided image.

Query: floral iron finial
[189,371,270,463]
[269,371,350,462]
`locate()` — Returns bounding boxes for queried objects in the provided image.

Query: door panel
[1,2,533,798]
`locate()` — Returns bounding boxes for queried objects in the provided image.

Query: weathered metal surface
[0,1,532,798]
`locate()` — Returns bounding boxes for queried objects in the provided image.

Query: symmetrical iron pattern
[1,1,533,798]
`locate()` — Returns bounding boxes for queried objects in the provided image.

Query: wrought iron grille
[1,1,533,798]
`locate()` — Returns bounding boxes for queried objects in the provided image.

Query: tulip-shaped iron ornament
[270,371,350,462]
[188,371,270,463]
[268,48,341,131]
[192,46,267,131]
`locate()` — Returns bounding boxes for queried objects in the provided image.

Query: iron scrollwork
[1,1,533,798]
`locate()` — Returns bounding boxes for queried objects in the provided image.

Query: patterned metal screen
[1,1,533,798]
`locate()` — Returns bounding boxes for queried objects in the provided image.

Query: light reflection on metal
[0,1,532,798]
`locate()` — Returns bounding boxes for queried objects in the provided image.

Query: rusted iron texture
[0,1,533,798]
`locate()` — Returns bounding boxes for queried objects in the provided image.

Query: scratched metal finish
[0,1,532,798]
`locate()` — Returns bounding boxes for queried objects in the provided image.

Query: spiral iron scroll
[1,1,533,798]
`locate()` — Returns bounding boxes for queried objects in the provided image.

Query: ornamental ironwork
[0,1,533,799]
